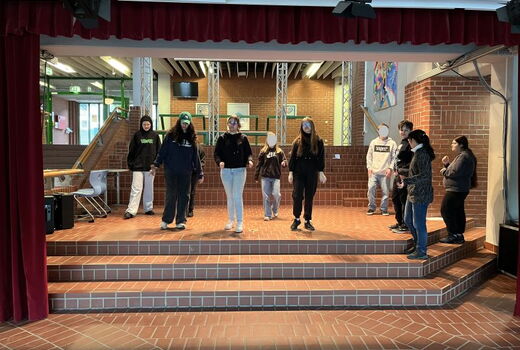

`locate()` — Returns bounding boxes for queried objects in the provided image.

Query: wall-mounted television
[173,82,198,98]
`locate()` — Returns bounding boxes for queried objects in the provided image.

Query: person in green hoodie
[124,115,161,219]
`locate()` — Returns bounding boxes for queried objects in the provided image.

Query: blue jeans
[404,200,429,255]
[261,177,281,217]
[220,168,247,223]
[367,174,390,211]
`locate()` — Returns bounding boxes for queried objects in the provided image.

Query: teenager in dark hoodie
[124,115,161,219]
[151,112,203,230]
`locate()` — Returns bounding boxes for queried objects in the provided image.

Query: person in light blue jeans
[214,115,253,233]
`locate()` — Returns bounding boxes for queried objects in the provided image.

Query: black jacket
[255,148,287,180]
[127,116,161,171]
[288,136,325,174]
[442,150,476,192]
[396,138,413,176]
[214,132,253,168]
[154,133,203,178]
[403,147,434,204]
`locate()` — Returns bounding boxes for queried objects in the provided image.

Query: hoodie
[442,150,476,192]
[154,132,203,178]
[127,115,161,171]
[366,137,397,175]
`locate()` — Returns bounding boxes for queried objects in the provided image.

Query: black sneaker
[388,223,400,230]
[381,210,390,216]
[392,225,409,234]
[440,234,465,244]
[144,210,155,215]
[404,245,416,254]
[187,211,194,217]
[407,251,428,260]
[123,212,134,219]
[304,221,315,231]
[366,209,375,215]
[290,219,301,231]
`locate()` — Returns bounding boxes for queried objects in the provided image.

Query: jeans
[391,176,408,225]
[441,191,469,237]
[367,174,390,211]
[220,167,247,223]
[126,171,154,215]
[404,200,429,256]
[261,177,281,218]
[292,171,318,221]
[162,170,191,225]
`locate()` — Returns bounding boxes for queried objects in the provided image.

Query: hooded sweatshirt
[442,150,476,192]
[154,132,203,178]
[127,115,161,171]
[366,136,397,175]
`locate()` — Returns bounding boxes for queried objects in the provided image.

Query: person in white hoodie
[366,123,397,215]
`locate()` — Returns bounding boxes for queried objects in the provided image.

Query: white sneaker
[176,223,186,230]
[160,221,168,230]
[224,222,233,230]
[272,211,279,218]
[235,222,243,233]
[264,216,270,221]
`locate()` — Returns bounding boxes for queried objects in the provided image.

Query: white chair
[73,170,111,222]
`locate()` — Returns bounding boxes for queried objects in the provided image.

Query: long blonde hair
[260,131,282,154]
[293,117,319,156]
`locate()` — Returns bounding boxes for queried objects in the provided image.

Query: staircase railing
[359,105,379,134]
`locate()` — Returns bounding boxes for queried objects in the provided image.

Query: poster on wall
[373,62,398,111]
[285,104,297,116]
[195,103,209,116]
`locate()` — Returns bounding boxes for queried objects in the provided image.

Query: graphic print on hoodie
[127,115,162,171]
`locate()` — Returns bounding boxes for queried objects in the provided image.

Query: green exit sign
[69,85,81,93]
[45,67,53,75]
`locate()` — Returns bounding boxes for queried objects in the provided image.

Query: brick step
[47,229,485,282]
[48,250,497,311]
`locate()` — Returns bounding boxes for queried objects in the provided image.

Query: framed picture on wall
[285,104,297,116]
[196,103,209,116]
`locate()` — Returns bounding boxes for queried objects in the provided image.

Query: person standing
[288,117,327,231]
[214,114,253,233]
[389,120,414,233]
[366,123,397,216]
[124,115,161,219]
[439,136,477,244]
[151,112,203,230]
[398,130,435,260]
[186,144,205,217]
[255,132,287,221]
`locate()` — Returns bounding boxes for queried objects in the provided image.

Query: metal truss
[208,61,220,145]
[341,61,353,146]
[275,63,288,145]
[139,57,153,117]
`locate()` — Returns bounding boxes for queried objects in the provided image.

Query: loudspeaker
[332,1,376,19]
[498,224,519,277]
[44,196,55,235]
[62,0,111,29]
[54,194,75,230]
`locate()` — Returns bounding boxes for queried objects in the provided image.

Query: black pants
[162,170,191,225]
[292,172,318,221]
[391,177,408,226]
[187,171,198,214]
[440,191,469,237]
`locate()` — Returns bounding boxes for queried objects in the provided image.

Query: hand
[319,171,327,184]
[397,182,404,189]
[281,160,287,168]
[367,169,373,177]
[255,180,259,184]
[149,166,157,176]
[198,176,204,184]
[399,174,405,181]
[385,168,392,178]
[442,155,449,166]
[219,162,225,169]
[248,160,254,168]
[394,170,398,176]
[288,172,293,184]
[440,168,446,175]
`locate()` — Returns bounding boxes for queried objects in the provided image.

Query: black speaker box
[54,193,75,230]
[498,224,519,277]
[44,196,55,235]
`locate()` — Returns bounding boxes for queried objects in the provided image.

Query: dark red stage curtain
[0,32,48,322]
[516,57,520,318]
[3,0,520,46]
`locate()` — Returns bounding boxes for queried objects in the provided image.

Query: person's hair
[454,135,478,188]
[293,117,320,156]
[398,120,413,131]
[167,118,197,146]
[379,123,389,129]
[260,131,282,154]
[408,129,435,160]
[227,115,241,130]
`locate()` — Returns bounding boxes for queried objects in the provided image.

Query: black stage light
[332,0,376,19]
[497,0,520,33]
[62,0,111,29]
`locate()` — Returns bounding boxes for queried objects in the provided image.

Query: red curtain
[516,58,520,318]
[0,32,48,322]
[3,0,520,46]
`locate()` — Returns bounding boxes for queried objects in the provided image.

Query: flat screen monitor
[173,82,198,98]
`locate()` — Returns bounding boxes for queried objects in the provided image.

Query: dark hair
[398,120,413,131]
[454,135,478,188]
[293,117,320,156]
[227,115,241,130]
[167,118,197,146]
[408,129,435,160]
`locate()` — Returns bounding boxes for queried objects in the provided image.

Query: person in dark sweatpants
[389,120,414,233]
[439,136,477,244]
[186,144,205,218]
[288,117,326,232]
[151,112,203,230]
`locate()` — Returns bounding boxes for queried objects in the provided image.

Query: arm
[243,135,253,162]
[255,152,265,181]
[443,154,474,179]
[155,134,162,158]
[126,134,137,169]
[193,146,203,179]
[153,135,168,168]
[214,136,223,166]
[403,152,432,186]
[288,142,298,172]
[366,140,374,170]
[317,139,325,172]
[198,146,206,168]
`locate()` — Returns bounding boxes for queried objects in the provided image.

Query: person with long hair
[439,136,477,244]
[214,114,253,233]
[255,132,287,221]
[151,112,203,230]
[398,129,435,260]
[288,117,326,231]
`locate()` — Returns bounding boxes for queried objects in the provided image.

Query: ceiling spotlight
[497,0,520,33]
[333,0,376,19]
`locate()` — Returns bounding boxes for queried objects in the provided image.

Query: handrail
[73,107,128,169]
[359,105,379,134]
[44,169,84,178]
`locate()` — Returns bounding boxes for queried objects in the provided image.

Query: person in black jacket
[389,120,414,233]
[214,114,253,234]
[151,112,203,230]
[288,117,326,231]
[124,115,161,219]
[186,144,205,217]
[439,136,477,244]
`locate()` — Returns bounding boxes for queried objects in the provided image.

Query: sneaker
[290,219,301,231]
[381,210,390,216]
[440,234,465,244]
[264,216,270,221]
[407,252,428,260]
[160,221,169,230]
[392,225,409,234]
[404,245,416,254]
[176,223,186,230]
[366,209,375,215]
[123,212,134,219]
[235,222,243,233]
[144,210,155,215]
[388,223,400,230]
[304,221,315,231]
[272,211,279,218]
[224,222,233,230]
[187,211,194,218]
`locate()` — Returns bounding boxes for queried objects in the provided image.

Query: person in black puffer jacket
[124,115,161,219]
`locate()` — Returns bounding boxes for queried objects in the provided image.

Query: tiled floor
[1,274,518,349]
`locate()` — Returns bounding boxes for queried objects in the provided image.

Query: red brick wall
[404,77,490,226]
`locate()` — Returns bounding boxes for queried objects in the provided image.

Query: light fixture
[303,62,323,79]
[91,81,104,89]
[39,81,56,89]
[104,97,114,105]
[199,61,207,76]
[497,0,520,33]
[100,56,131,76]
[332,0,376,19]
[47,60,76,74]
[69,85,81,93]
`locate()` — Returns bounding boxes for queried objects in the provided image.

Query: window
[79,103,105,145]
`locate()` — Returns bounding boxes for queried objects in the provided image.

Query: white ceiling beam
[166,58,183,76]
[178,61,192,76]
[322,61,342,79]
[271,63,275,78]
[316,61,333,79]
[246,62,249,78]
[287,62,296,77]
[263,62,268,78]
[226,62,231,78]
[331,66,343,79]
[153,58,174,76]
[294,63,303,79]
[188,61,200,77]
[254,62,257,78]
[82,57,114,76]
[57,57,93,76]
